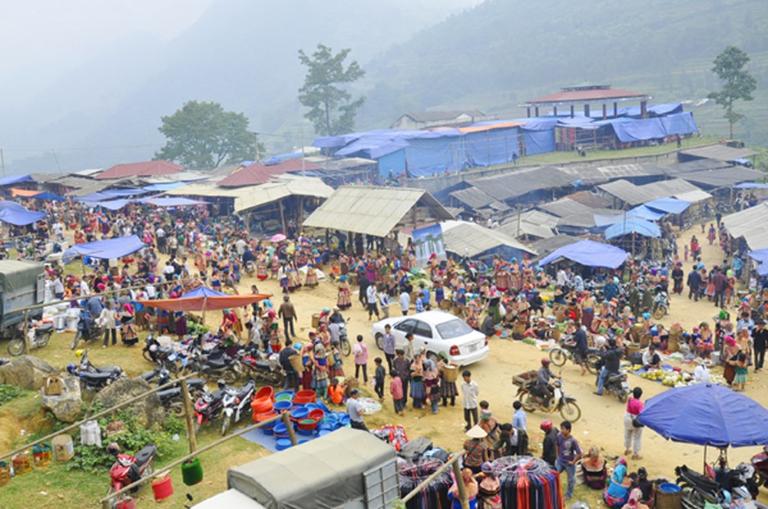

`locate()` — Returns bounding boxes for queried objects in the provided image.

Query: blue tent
[538,239,629,269]
[627,205,666,221]
[604,218,661,240]
[95,199,131,211]
[0,201,46,226]
[637,383,768,447]
[33,192,64,201]
[62,235,145,264]
[0,174,33,187]
[182,287,227,298]
[644,198,690,215]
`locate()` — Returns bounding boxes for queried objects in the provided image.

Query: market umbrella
[270,233,287,242]
[138,286,271,312]
[637,383,768,448]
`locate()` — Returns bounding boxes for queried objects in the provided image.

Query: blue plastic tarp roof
[142,182,186,192]
[101,188,148,197]
[749,249,768,265]
[644,198,690,214]
[141,197,207,207]
[735,182,768,189]
[627,205,666,221]
[0,174,33,187]
[0,201,45,225]
[62,235,145,263]
[637,383,768,447]
[96,199,131,211]
[264,151,303,165]
[182,287,227,298]
[33,192,64,201]
[604,218,661,240]
[619,103,683,118]
[538,239,629,269]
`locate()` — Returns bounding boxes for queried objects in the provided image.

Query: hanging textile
[399,458,453,509]
[490,456,564,509]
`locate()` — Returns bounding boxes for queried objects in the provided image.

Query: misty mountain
[6,0,479,172]
[360,0,768,144]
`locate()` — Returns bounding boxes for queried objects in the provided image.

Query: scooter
[239,347,284,386]
[189,350,242,384]
[220,380,256,435]
[140,368,206,416]
[751,446,768,486]
[68,351,123,391]
[516,378,582,422]
[7,321,54,356]
[193,382,228,432]
[601,370,630,402]
[107,443,157,494]
[71,310,104,350]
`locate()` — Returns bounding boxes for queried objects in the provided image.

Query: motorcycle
[140,368,206,417]
[245,260,256,276]
[547,340,600,374]
[751,446,768,486]
[601,370,631,402]
[652,291,669,320]
[188,349,242,384]
[142,334,181,372]
[7,321,53,356]
[107,443,157,495]
[71,309,104,350]
[220,380,256,435]
[676,463,759,509]
[516,378,582,422]
[193,382,228,433]
[239,347,284,386]
[68,351,123,391]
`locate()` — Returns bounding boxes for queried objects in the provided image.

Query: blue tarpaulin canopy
[0,201,46,226]
[628,205,666,221]
[33,192,64,201]
[62,235,145,264]
[748,249,768,276]
[182,287,227,298]
[142,182,186,192]
[637,384,768,447]
[644,198,691,215]
[0,175,33,187]
[140,197,208,208]
[538,239,629,269]
[95,199,131,211]
[604,218,661,240]
[735,182,768,189]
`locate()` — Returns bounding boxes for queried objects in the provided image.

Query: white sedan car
[372,311,489,366]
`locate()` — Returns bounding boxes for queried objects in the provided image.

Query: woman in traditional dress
[337,275,352,310]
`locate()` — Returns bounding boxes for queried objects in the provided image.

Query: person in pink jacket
[390,372,404,415]
[352,334,369,383]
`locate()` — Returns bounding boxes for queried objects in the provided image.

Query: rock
[0,355,57,390]
[92,377,165,427]
[41,375,82,423]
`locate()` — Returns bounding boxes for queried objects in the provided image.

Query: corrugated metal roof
[165,183,243,198]
[674,167,763,188]
[599,178,699,206]
[450,187,497,209]
[722,203,768,250]
[532,235,579,257]
[564,190,614,209]
[497,211,557,239]
[538,198,594,218]
[235,176,333,213]
[680,144,757,162]
[673,189,712,203]
[527,87,647,105]
[468,166,573,202]
[441,220,536,258]
[218,159,320,187]
[97,160,182,180]
[302,186,453,237]
[642,178,699,198]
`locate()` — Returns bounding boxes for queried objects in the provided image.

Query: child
[328,377,345,405]
[330,341,345,379]
[734,351,748,391]
[352,335,369,383]
[374,357,385,399]
[390,370,405,415]
[460,369,479,431]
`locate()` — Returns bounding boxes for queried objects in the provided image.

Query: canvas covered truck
[0,260,46,342]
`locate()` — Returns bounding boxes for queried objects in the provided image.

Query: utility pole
[0,148,5,176]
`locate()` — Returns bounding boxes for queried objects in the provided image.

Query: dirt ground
[4,220,767,507]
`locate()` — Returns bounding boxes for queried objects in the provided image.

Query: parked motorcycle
[140,368,206,417]
[142,334,182,372]
[547,341,600,374]
[220,380,256,435]
[751,446,768,486]
[515,377,581,422]
[7,321,54,356]
[652,291,669,320]
[71,309,104,350]
[107,442,157,494]
[239,346,284,385]
[189,350,242,384]
[676,463,758,508]
[68,351,123,391]
[193,382,228,433]
[601,370,631,402]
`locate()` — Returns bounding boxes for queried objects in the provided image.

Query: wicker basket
[441,365,458,382]
[512,370,537,387]
[289,354,304,374]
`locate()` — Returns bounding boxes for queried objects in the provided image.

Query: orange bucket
[151,474,174,501]
[293,389,316,404]
[254,386,274,401]
[250,397,273,415]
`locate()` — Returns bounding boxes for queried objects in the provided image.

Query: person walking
[382,324,396,373]
[379,288,390,319]
[540,420,557,467]
[461,370,479,431]
[753,319,768,371]
[390,370,405,415]
[366,284,380,320]
[711,267,728,309]
[352,334,369,383]
[623,387,644,460]
[399,288,410,316]
[278,295,297,341]
[393,349,411,407]
[556,420,582,500]
[99,302,117,347]
[687,268,701,302]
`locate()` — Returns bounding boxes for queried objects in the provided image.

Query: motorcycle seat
[157,388,181,400]
[187,378,205,389]
[35,323,54,333]
[81,371,115,381]
[206,357,228,369]
[134,445,157,466]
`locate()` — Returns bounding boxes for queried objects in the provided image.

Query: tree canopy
[156,101,264,170]
[708,46,757,139]
[298,44,365,136]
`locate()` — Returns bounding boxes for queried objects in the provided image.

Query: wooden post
[180,379,197,453]
[451,459,470,509]
[296,196,304,228]
[278,199,287,235]
[282,412,298,446]
[22,309,30,354]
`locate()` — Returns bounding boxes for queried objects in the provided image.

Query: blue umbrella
[637,383,768,447]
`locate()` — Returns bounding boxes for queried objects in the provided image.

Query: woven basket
[442,365,458,382]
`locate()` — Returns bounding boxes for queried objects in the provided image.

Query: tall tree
[156,101,264,170]
[708,46,757,139]
[298,44,365,136]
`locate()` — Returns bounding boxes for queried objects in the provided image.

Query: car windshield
[435,319,473,340]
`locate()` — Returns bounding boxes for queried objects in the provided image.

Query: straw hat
[466,425,488,439]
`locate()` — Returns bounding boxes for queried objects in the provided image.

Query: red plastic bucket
[308,408,325,422]
[250,397,273,415]
[152,475,174,501]
[116,498,137,509]
[293,389,316,404]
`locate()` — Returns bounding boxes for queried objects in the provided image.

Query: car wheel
[374,333,383,350]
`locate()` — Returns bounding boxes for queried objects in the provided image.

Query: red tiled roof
[527,88,647,105]
[217,159,320,187]
[97,160,183,180]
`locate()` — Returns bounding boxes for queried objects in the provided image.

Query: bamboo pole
[22,309,30,354]
[451,457,470,509]
[180,379,197,454]
[100,412,285,508]
[282,412,297,446]
[0,373,198,462]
